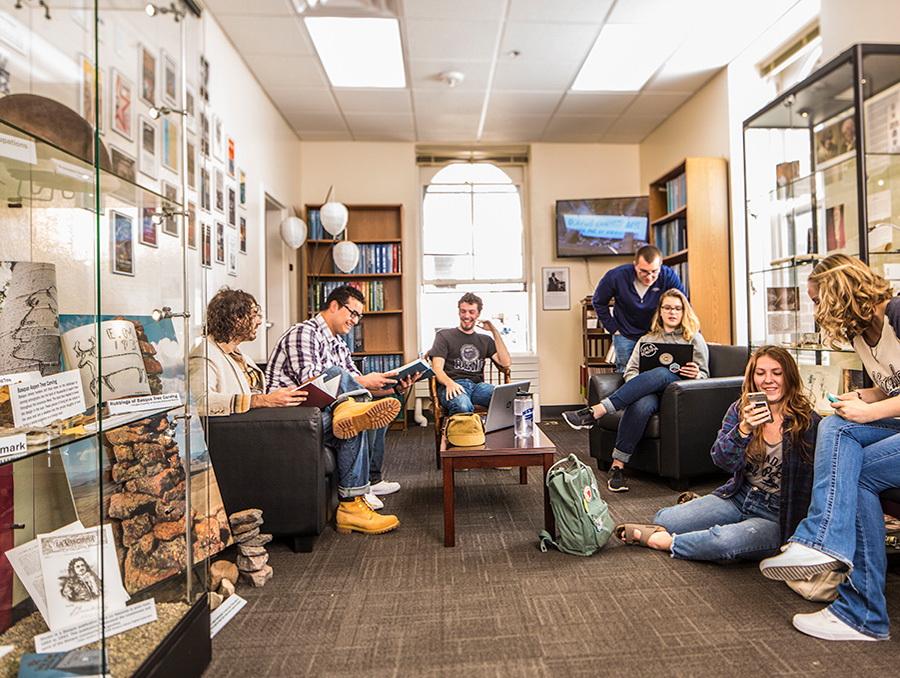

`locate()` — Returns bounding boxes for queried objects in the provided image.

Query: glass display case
[0,2,213,676]
[743,43,900,411]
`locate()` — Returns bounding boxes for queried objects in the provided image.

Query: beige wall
[820,0,900,62]
[529,144,642,405]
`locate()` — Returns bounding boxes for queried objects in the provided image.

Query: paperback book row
[332,243,401,275]
[339,323,365,352]
[351,353,404,374]
[671,261,690,297]
[653,218,687,257]
[308,280,385,313]
[306,209,326,240]
[665,173,688,214]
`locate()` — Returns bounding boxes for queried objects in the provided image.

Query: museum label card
[107,393,181,415]
[0,130,36,164]
[9,371,85,427]
[0,371,40,386]
[34,599,157,654]
[0,433,26,458]
[210,594,246,638]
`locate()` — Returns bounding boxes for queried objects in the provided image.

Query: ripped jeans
[653,482,781,561]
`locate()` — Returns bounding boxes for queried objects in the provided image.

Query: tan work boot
[332,398,401,439]
[335,497,399,534]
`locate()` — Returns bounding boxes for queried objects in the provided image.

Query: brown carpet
[204,418,899,677]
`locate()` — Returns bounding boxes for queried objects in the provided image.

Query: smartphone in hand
[746,392,774,424]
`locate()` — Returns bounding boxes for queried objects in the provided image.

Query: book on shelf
[332,243,402,275]
[665,173,687,213]
[309,281,385,314]
[653,218,687,257]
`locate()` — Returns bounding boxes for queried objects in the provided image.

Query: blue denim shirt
[710,400,820,543]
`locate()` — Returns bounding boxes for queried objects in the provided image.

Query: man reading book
[266,285,417,536]
[429,292,511,416]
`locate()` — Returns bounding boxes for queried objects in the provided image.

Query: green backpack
[539,454,614,556]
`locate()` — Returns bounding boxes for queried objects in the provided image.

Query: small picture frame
[162,117,178,173]
[110,146,136,183]
[184,82,197,134]
[215,168,224,213]
[200,166,211,212]
[199,110,210,157]
[138,115,156,180]
[111,210,135,276]
[542,267,570,310]
[80,54,104,133]
[227,185,236,227]
[162,49,178,106]
[227,137,235,177]
[238,168,246,209]
[111,68,134,141]
[227,234,238,277]
[139,44,156,107]
[239,215,247,254]
[199,55,210,102]
[140,203,158,248]
[212,114,224,161]
[215,221,225,264]
[161,181,179,237]
[186,140,196,191]
[201,221,211,268]
[187,201,197,250]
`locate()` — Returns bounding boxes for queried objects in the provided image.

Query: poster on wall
[227,235,237,277]
[227,138,235,177]
[110,147,136,183]
[186,140,196,190]
[212,114,224,161]
[215,221,225,264]
[111,69,133,141]
[201,221,211,268]
[542,267,569,310]
[162,182,179,237]
[80,55,103,133]
[199,55,210,102]
[140,203,158,248]
[139,44,156,107]
[110,210,135,276]
[200,110,210,158]
[200,167,210,212]
[185,83,197,134]
[227,186,236,227]
[162,49,178,106]
[162,117,178,173]
[215,168,224,213]
[187,201,197,250]
[238,168,246,208]
[239,216,247,254]
[139,116,156,180]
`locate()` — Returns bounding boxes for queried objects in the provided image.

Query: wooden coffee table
[440,426,557,547]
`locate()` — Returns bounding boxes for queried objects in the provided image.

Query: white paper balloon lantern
[279,216,308,249]
[333,240,360,273]
[320,201,349,236]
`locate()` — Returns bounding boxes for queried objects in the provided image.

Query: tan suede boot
[335,497,399,534]
[332,398,401,439]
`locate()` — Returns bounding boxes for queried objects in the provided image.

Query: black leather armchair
[205,407,338,553]
[588,344,750,490]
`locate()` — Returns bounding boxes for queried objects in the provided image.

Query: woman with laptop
[615,346,820,566]
[562,289,709,491]
[758,255,900,642]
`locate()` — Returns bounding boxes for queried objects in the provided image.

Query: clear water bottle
[514,391,534,437]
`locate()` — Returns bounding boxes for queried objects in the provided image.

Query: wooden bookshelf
[649,158,732,344]
[580,297,615,398]
[302,203,409,429]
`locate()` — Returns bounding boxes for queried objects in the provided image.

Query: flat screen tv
[555,196,650,257]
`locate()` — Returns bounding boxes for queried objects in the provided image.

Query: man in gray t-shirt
[429,292,511,416]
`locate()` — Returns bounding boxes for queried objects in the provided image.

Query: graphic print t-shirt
[744,438,783,495]
[430,328,497,383]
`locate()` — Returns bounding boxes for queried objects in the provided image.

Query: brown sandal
[614,523,667,547]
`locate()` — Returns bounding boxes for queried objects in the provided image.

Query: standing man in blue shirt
[592,245,686,372]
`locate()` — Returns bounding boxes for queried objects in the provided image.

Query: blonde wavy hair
[808,254,892,349]
[739,346,815,464]
[649,289,700,341]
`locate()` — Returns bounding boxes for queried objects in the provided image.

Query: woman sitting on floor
[759,255,900,642]
[616,345,820,563]
[562,289,709,492]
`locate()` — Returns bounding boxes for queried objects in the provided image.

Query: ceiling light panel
[305,17,406,88]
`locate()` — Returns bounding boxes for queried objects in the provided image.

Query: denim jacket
[710,400,820,543]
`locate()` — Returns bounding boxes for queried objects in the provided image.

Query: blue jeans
[788,414,900,639]
[437,379,494,416]
[318,366,389,498]
[602,367,681,464]
[612,334,637,373]
[654,482,781,561]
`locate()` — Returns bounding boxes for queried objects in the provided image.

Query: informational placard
[34,599,157,654]
[0,433,26,458]
[0,130,36,164]
[0,371,40,386]
[210,594,246,638]
[107,393,181,415]
[8,370,85,427]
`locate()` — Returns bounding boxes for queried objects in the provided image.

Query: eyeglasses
[660,305,683,312]
[340,302,364,321]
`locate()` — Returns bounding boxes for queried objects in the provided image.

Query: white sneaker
[759,543,843,581]
[362,493,384,510]
[370,480,401,496]
[792,608,878,641]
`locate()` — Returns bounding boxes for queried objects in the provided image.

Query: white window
[419,162,529,353]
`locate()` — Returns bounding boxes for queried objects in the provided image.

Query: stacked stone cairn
[230,509,273,587]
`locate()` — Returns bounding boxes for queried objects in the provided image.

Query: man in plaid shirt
[266,285,417,535]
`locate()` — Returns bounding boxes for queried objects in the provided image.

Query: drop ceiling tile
[557,92,636,116]
[542,114,617,140]
[403,0,506,20]
[415,113,482,142]
[267,88,339,114]
[480,114,549,141]
[492,61,580,91]
[486,91,565,117]
[203,0,293,16]
[500,22,599,63]
[405,20,501,62]
[602,115,666,143]
[344,113,416,141]
[507,0,614,23]
[645,66,720,93]
[214,15,312,57]
[294,130,353,141]
[408,61,493,91]
[411,89,486,115]
[244,55,327,89]
[624,92,693,117]
[334,89,412,114]
[286,112,349,132]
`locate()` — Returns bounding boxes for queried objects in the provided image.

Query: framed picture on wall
[110,146,136,183]
[186,140,196,191]
[227,137,235,177]
[161,181,179,237]
[111,210,135,276]
[200,167,210,212]
[239,215,247,254]
[201,221,211,268]
[184,83,197,134]
[212,114,223,161]
[162,49,178,106]
[215,168,224,213]
[227,186,236,227]
[200,110,210,157]
[227,234,237,277]
[215,221,225,264]
[542,267,570,310]
[187,201,197,250]
[139,44,156,107]
[238,168,246,209]
[80,54,104,134]
[162,117,178,173]
[111,69,134,141]
[138,115,157,180]
[139,202,158,248]
[199,55,210,102]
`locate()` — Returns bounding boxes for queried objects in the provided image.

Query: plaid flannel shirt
[265,314,360,389]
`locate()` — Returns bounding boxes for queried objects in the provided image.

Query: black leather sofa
[205,407,338,552]
[588,344,750,490]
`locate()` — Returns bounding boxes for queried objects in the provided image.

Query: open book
[297,373,343,409]
[391,358,433,385]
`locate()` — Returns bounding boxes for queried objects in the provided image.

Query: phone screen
[747,392,774,423]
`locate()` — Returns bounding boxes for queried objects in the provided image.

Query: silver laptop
[483,381,532,433]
